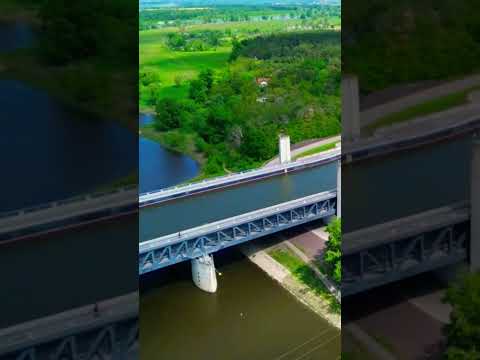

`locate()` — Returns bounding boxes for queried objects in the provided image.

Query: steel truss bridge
[139,190,337,274]
[0,294,138,360]
[342,202,470,296]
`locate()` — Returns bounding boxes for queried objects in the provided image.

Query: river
[139,113,199,193]
[140,245,340,360]
[0,20,137,212]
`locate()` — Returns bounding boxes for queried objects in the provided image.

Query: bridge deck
[140,191,336,252]
[139,191,337,272]
[0,293,138,356]
[344,202,470,255]
[343,105,480,160]
[0,187,137,241]
[140,148,340,206]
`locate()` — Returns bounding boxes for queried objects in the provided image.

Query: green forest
[141,29,340,178]
[1,0,138,126]
[343,0,480,93]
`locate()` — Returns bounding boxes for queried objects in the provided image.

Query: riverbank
[241,240,341,329]
[0,53,137,131]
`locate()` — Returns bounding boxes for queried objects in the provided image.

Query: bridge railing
[0,185,137,221]
[140,148,340,204]
[139,190,337,273]
[342,202,471,296]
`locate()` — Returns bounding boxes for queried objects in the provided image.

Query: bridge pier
[191,254,218,293]
[342,75,361,141]
[279,134,291,164]
[471,135,480,272]
[337,160,341,218]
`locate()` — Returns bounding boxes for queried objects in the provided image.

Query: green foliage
[324,217,341,284]
[155,98,182,130]
[166,31,224,52]
[270,247,340,314]
[140,4,340,31]
[443,272,480,359]
[39,0,137,65]
[142,30,340,178]
[343,0,480,93]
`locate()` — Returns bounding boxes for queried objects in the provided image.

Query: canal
[343,136,471,232]
[140,161,337,240]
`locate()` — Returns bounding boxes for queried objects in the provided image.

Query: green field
[139,18,314,109]
[140,32,231,105]
[293,141,339,160]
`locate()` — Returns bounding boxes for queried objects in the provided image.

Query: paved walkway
[361,74,480,127]
[264,135,341,167]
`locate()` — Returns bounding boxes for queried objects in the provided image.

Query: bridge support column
[342,75,361,141]
[279,134,291,164]
[471,135,480,272]
[337,160,341,218]
[191,254,217,293]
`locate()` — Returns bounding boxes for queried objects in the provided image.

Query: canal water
[343,136,471,232]
[140,246,340,360]
[139,113,199,193]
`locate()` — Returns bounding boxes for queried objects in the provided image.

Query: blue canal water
[139,113,199,193]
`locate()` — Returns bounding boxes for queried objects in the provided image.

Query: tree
[324,217,341,283]
[188,79,208,103]
[154,98,182,131]
[199,69,214,92]
[442,272,480,359]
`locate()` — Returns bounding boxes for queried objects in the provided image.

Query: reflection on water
[139,113,199,193]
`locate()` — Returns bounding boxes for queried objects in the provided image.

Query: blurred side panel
[0,1,139,359]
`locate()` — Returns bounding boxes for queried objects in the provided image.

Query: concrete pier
[337,160,341,218]
[342,75,360,141]
[192,255,218,293]
[471,135,480,272]
[279,135,291,164]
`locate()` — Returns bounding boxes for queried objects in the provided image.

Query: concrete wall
[471,136,480,272]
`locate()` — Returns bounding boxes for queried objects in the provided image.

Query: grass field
[293,141,339,160]
[139,18,312,109]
